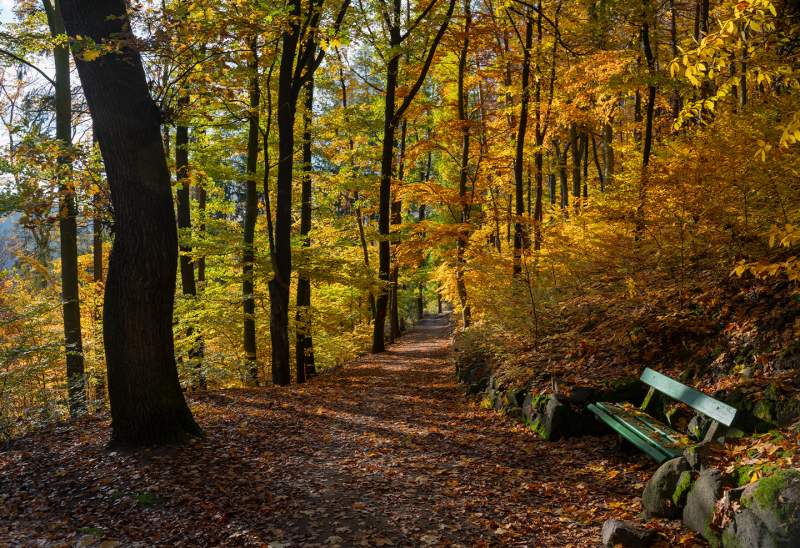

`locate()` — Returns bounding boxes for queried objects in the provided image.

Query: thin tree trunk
[591,132,605,191]
[242,36,260,386]
[636,7,657,242]
[335,49,375,321]
[389,120,407,342]
[45,0,85,417]
[371,0,455,351]
[554,140,570,210]
[513,10,534,276]
[456,0,471,326]
[570,123,581,208]
[175,96,196,298]
[62,0,201,445]
[582,131,589,199]
[194,129,208,282]
[295,57,315,383]
[602,123,614,188]
[669,0,681,118]
[91,134,105,405]
[175,92,205,390]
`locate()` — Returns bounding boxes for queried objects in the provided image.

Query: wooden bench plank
[588,403,677,463]
[640,368,737,426]
[596,403,689,451]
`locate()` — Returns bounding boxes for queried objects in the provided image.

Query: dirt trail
[1,315,664,546]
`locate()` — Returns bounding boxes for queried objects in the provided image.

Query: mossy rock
[642,457,690,518]
[776,398,800,426]
[683,468,725,546]
[723,469,800,547]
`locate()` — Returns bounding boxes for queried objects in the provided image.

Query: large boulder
[530,395,570,441]
[601,519,657,547]
[683,468,725,545]
[722,469,800,548]
[642,457,692,518]
[456,359,492,395]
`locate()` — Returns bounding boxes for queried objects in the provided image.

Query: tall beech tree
[61,0,201,445]
[295,49,316,383]
[43,0,86,416]
[455,0,471,327]
[243,36,260,385]
[370,0,457,353]
[270,0,350,384]
[511,7,533,276]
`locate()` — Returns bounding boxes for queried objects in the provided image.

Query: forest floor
[0,315,694,547]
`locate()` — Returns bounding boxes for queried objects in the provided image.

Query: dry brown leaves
[1,317,696,546]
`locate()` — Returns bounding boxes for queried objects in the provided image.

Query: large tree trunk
[61,0,201,445]
[45,0,86,417]
[242,37,260,385]
[389,120,407,342]
[371,27,399,354]
[295,62,315,383]
[270,0,301,384]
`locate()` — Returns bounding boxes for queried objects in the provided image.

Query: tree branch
[393,0,456,123]
[0,48,56,87]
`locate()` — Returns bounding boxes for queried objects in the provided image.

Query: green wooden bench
[588,368,737,463]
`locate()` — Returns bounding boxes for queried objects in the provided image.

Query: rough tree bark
[295,53,316,383]
[243,37,260,385]
[61,0,201,445]
[44,0,86,417]
[271,0,348,382]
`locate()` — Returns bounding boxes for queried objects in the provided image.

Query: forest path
[0,315,666,546]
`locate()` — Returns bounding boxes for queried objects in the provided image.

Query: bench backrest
[640,368,737,426]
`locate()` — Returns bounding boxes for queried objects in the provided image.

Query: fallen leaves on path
[1,316,691,546]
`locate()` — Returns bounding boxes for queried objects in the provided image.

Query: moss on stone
[721,527,742,548]
[746,469,800,519]
[753,399,776,424]
[672,470,693,507]
[703,522,721,548]
[529,417,549,440]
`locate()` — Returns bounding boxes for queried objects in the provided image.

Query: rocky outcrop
[683,468,726,545]
[722,469,800,548]
[601,519,657,547]
[642,457,692,518]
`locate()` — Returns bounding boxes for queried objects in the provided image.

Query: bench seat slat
[588,402,688,463]
[587,404,675,463]
[640,368,737,426]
